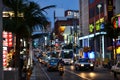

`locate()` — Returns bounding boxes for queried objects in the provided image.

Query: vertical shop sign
[106,0,113,21]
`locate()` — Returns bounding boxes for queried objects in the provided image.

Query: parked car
[47,58,59,71]
[111,60,120,78]
[74,58,94,71]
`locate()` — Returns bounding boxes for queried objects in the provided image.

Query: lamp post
[72,11,77,56]
[97,4,103,66]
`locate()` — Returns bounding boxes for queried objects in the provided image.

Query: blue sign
[100,23,104,30]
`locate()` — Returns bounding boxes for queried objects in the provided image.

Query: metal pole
[0,0,3,80]
[97,4,102,67]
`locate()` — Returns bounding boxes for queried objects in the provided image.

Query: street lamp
[97,4,102,22]
[72,11,78,54]
[97,4,103,67]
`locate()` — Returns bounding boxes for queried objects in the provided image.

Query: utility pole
[0,0,4,80]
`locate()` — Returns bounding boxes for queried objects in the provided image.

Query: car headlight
[90,64,94,66]
[81,64,84,66]
[71,60,73,63]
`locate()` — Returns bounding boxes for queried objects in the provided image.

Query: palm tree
[3,0,55,79]
[3,1,28,80]
[23,1,55,37]
[3,0,55,38]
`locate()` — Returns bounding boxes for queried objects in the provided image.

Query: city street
[30,62,118,80]
[1,0,120,80]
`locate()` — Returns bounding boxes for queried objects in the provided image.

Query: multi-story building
[114,0,120,15]
[54,10,79,45]
[79,0,120,61]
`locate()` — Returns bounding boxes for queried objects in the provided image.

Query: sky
[30,0,79,28]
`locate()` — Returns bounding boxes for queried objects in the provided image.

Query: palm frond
[40,5,56,13]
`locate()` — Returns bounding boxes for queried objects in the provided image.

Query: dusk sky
[31,0,79,28]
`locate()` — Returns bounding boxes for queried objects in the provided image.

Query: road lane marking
[38,63,51,80]
[65,69,92,80]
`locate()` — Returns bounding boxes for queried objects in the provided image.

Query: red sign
[3,32,13,47]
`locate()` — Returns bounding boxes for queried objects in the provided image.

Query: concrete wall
[114,0,120,15]
[80,0,89,36]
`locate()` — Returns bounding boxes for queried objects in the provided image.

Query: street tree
[2,0,55,79]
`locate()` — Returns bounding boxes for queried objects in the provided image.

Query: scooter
[58,64,64,76]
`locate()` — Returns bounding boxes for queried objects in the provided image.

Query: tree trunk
[15,34,21,80]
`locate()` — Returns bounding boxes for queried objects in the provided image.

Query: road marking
[65,69,92,80]
[39,63,51,80]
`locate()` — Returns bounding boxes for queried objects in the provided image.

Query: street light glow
[97,4,102,9]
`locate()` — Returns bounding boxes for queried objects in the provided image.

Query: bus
[60,49,74,65]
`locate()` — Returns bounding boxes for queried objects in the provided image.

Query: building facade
[54,10,79,45]
[79,0,116,61]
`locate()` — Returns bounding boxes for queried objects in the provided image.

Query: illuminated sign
[3,31,13,47]
[3,31,13,68]
[89,18,104,33]
[107,0,113,21]
[66,10,79,18]
[112,16,120,29]
[3,47,8,67]
[118,17,120,28]
[89,24,94,32]
[59,26,65,33]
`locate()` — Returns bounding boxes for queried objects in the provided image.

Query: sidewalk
[30,63,49,80]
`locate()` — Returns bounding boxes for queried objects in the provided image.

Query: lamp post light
[97,4,102,23]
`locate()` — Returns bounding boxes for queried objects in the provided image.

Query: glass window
[89,8,95,18]
[79,58,89,63]
[89,0,95,4]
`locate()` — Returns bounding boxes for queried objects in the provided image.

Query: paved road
[30,63,50,80]
[30,63,119,80]
[30,63,85,80]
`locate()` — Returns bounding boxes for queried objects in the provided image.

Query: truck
[111,61,120,78]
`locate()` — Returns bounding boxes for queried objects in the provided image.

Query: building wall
[114,0,120,15]
[80,0,89,36]
[54,10,79,42]
[79,0,114,60]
